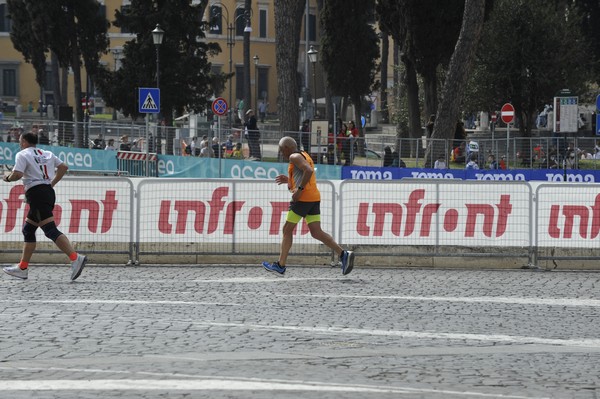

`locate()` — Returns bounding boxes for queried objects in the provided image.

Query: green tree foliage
[8,0,109,136]
[573,0,600,87]
[320,0,379,144]
[465,0,592,136]
[96,0,226,154]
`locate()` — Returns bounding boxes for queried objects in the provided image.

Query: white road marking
[183,321,600,348]
[0,299,239,306]
[0,376,548,398]
[275,293,600,307]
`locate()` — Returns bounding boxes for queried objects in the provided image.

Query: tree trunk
[422,65,438,126]
[426,0,486,167]
[403,53,421,157]
[274,0,304,134]
[380,32,389,124]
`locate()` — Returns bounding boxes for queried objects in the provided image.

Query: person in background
[383,146,394,167]
[434,153,447,169]
[200,140,214,158]
[452,142,466,164]
[231,142,243,159]
[130,139,141,152]
[244,109,261,160]
[2,132,87,281]
[466,153,479,169]
[223,135,234,157]
[345,121,359,166]
[258,100,268,123]
[211,137,222,158]
[105,139,116,151]
[119,135,131,151]
[300,119,311,153]
[487,154,499,169]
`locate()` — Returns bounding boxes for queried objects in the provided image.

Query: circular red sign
[212,97,228,116]
[501,103,515,124]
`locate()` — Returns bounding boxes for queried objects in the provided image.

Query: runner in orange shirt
[262,136,354,275]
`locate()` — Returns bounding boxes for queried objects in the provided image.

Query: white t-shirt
[13,147,62,191]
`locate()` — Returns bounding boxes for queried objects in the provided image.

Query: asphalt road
[1,265,599,399]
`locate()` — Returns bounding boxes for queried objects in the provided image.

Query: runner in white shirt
[2,132,87,281]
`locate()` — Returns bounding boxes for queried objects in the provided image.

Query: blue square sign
[138,88,160,114]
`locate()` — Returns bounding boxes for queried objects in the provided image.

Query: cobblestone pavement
[1,265,599,399]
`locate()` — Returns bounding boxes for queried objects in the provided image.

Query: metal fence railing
[2,116,600,170]
[1,177,599,269]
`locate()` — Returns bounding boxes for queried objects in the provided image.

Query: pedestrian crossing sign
[138,88,160,114]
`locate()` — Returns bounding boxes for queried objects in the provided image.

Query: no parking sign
[212,97,228,116]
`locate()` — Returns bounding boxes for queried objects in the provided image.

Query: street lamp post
[111,48,122,121]
[253,54,259,118]
[307,45,318,119]
[152,23,164,154]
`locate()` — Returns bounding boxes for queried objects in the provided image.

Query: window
[2,69,16,97]
[234,8,246,37]
[0,3,12,32]
[308,13,316,42]
[44,69,54,92]
[209,5,222,34]
[259,9,267,38]
[257,67,268,101]
[120,5,131,33]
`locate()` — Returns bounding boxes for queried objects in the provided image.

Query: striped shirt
[13,147,62,191]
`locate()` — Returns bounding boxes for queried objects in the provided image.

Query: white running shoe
[70,254,87,281]
[3,265,28,280]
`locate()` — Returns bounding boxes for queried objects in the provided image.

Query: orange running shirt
[288,151,320,202]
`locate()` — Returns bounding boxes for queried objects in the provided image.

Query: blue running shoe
[262,261,286,275]
[340,250,355,275]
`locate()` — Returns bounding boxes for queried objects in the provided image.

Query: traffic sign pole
[501,103,515,168]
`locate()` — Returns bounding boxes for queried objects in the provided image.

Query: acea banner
[0,142,117,171]
[343,166,600,183]
[157,155,341,180]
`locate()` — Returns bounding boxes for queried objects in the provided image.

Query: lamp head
[152,24,165,45]
[307,45,318,64]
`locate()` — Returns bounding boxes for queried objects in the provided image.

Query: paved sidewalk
[1,265,599,398]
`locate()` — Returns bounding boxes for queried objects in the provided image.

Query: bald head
[279,136,298,151]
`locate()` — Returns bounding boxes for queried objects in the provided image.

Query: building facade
[0,0,329,120]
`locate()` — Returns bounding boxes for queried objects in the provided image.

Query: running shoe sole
[262,261,286,275]
[342,251,355,275]
[71,256,87,281]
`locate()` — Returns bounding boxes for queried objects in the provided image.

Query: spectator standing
[119,135,131,151]
[200,140,214,158]
[258,100,268,123]
[300,119,311,153]
[487,154,499,169]
[105,139,116,150]
[383,146,394,167]
[466,153,479,169]
[345,121,359,166]
[211,137,222,158]
[244,109,261,160]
